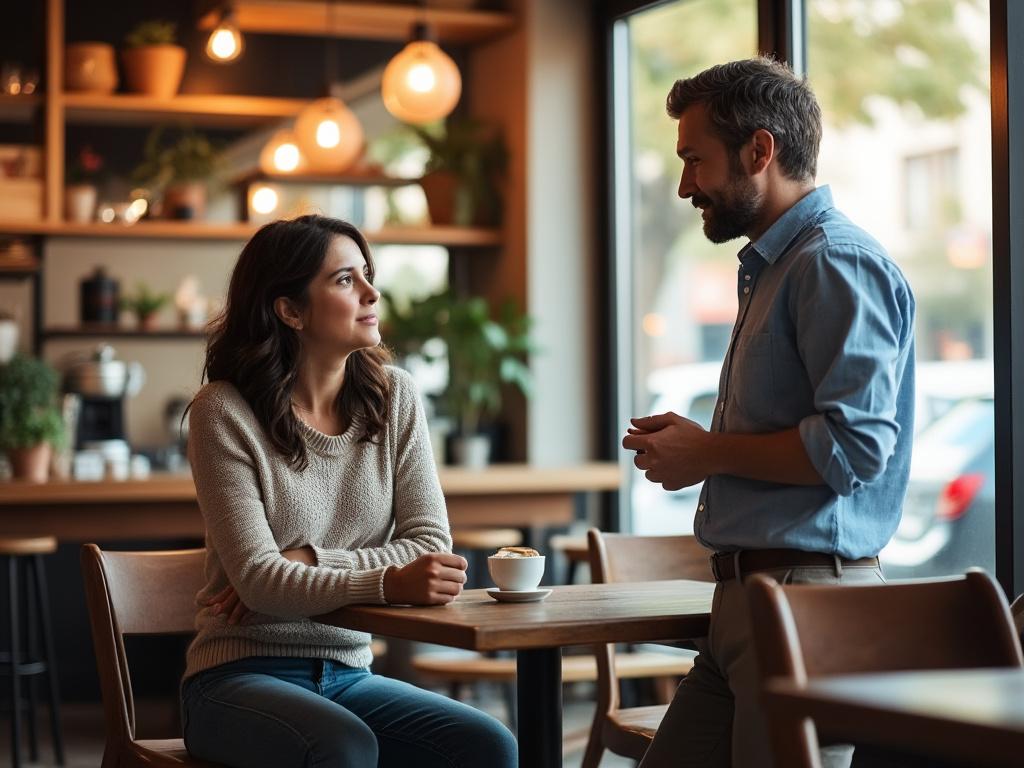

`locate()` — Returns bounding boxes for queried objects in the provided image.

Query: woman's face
[297,234,381,356]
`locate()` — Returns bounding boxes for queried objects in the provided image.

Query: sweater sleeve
[311,368,452,571]
[188,387,388,618]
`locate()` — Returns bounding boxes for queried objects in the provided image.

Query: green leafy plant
[124,20,177,48]
[0,355,64,451]
[383,290,535,436]
[132,125,220,189]
[121,283,170,319]
[414,119,507,226]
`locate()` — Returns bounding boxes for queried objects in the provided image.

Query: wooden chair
[748,570,1024,768]
[80,543,221,768]
[581,528,713,768]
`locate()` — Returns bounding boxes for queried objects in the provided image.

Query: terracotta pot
[137,312,159,332]
[419,170,472,226]
[8,443,52,483]
[64,183,98,223]
[162,182,206,220]
[66,42,118,93]
[121,45,187,98]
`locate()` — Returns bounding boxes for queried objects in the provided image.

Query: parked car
[881,397,995,579]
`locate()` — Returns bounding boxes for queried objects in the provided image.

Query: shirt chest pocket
[730,332,775,422]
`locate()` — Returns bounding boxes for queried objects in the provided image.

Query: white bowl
[487,555,545,592]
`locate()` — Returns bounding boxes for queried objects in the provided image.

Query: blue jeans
[182,657,517,768]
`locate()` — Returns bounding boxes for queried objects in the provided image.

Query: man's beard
[693,162,761,244]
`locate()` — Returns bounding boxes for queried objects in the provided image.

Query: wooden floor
[0,690,636,767]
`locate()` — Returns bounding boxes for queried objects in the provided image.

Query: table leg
[516,647,562,768]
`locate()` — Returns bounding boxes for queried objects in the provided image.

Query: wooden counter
[0,462,623,540]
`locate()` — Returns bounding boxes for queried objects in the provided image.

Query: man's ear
[749,128,775,175]
[273,297,303,331]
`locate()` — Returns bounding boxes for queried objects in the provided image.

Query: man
[623,58,915,768]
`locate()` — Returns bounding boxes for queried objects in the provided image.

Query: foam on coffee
[492,546,541,559]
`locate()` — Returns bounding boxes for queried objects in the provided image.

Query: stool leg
[32,554,65,766]
[24,561,39,762]
[8,555,23,768]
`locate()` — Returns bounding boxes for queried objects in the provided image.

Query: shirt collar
[743,185,834,265]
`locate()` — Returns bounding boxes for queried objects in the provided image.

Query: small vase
[137,312,159,332]
[163,182,207,220]
[451,434,491,470]
[0,319,17,363]
[65,42,118,93]
[65,184,98,223]
[8,443,52,483]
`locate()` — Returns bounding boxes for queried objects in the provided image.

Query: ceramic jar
[65,42,118,93]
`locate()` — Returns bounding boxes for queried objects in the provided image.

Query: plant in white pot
[65,144,104,223]
[0,355,65,482]
[385,290,533,468]
[121,20,187,98]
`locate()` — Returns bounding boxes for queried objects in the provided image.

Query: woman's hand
[383,552,469,606]
[205,584,250,625]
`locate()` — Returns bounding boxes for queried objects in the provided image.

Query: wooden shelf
[0,219,502,246]
[233,169,421,188]
[0,258,39,279]
[0,94,41,123]
[61,93,306,127]
[197,1,516,44]
[42,325,207,340]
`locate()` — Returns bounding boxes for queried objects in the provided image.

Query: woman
[182,215,517,768]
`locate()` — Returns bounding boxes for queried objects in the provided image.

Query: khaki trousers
[638,562,886,768]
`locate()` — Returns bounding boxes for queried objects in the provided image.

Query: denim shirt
[694,186,916,559]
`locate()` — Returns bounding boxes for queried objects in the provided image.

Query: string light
[205,7,244,63]
[381,24,461,125]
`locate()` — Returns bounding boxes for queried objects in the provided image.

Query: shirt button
[698,503,705,512]
[744,274,751,281]
[743,286,751,295]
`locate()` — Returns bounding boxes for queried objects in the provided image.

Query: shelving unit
[42,325,207,340]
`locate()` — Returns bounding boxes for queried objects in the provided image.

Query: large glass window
[613,0,756,534]
[807,0,993,578]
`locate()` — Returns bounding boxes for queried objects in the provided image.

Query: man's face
[676,103,761,243]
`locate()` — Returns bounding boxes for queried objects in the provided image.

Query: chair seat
[548,534,589,563]
[128,739,222,766]
[413,650,693,683]
[602,704,668,760]
[0,536,57,555]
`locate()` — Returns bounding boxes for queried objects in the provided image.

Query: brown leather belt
[709,548,880,582]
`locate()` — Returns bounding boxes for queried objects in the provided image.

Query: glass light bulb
[407,62,437,93]
[251,186,279,215]
[210,29,239,60]
[316,119,341,149]
[274,142,301,172]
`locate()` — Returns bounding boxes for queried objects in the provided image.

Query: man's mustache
[692,195,712,209]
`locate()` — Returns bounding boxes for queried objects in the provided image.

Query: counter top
[0,462,623,504]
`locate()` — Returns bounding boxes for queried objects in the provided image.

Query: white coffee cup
[488,554,545,592]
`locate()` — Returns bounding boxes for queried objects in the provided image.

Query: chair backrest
[587,529,712,714]
[747,570,1024,767]
[80,544,206,748]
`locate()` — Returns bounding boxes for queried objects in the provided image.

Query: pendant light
[294,94,364,173]
[259,129,306,174]
[292,0,364,173]
[381,23,462,125]
[205,6,244,63]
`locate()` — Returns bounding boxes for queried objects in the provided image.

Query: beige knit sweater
[184,366,451,680]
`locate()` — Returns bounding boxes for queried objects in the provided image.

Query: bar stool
[1,536,64,767]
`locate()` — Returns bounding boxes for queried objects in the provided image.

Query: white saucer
[486,587,552,603]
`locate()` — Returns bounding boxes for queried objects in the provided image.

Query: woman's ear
[273,297,304,331]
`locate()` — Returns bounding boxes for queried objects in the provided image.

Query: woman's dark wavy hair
[196,214,392,470]
[666,57,822,182]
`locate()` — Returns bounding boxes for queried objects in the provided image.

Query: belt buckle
[709,553,722,581]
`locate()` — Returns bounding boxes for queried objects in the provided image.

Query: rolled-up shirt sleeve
[794,243,914,496]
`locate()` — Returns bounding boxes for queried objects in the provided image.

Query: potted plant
[121,283,169,331]
[65,144,105,223]
[386,290,534,468]
[0,354,65,482]
[414,119,507,227]
[133,125,219,220]
[121,20,187,98]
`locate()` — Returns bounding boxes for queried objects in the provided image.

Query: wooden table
[319,579,714,768]
[765,668,1024,768]
[0,463,622,540]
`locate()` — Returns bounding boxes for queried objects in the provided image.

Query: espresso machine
[62,345,145,463]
